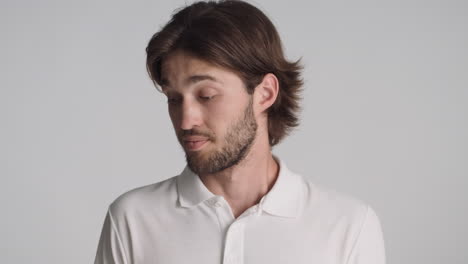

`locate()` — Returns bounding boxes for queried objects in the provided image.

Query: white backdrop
[2,0,467,263]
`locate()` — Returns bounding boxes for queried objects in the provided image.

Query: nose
[177,99,202,130]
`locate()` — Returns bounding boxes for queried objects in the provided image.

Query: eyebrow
[161,74,222,91]
[187,74,221,84]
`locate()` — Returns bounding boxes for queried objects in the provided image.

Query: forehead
[160,51,244,90]
[161,51,212,76]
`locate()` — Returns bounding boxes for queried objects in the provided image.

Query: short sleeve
[94,210,129,264]
[346,206,386,264]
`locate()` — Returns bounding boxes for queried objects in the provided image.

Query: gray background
[2,0,467,263]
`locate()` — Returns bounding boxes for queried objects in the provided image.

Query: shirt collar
[176,165,215,208]
[176,155,303,218]
[259,156,303,218]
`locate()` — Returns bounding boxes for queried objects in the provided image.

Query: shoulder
[108,175,179,219]
[298,176,386,262]
[300,177,379,227]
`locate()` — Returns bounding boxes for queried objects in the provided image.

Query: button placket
[208,196,236,242]
[223,222,245,264]
[208,198,258,264]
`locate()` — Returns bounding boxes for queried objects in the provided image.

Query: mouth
[184,139,209,151]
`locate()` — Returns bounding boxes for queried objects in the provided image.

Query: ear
[254,73,279,115]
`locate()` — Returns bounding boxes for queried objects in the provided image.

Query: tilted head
[146,0,304,148]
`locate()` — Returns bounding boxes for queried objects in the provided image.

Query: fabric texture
[94,156,386,264]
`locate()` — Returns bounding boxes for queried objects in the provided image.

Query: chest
[126,208,353,264]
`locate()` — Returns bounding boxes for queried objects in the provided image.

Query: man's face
[160,51,258,175]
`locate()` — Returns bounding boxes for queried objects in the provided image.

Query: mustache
[180,129,214,139]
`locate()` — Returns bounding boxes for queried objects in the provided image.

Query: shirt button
[208,198,221,207]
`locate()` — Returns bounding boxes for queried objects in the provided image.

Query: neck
[198,137,279,219]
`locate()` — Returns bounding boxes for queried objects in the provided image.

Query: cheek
[167,107,182,132]
[168,108,177,124]
[205,106,238,135]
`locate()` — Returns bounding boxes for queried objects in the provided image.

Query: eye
[199,95,215,101]
[167,97,182,105]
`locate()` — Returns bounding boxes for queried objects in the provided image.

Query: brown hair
[146,0,303,147]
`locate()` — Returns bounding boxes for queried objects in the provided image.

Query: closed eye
[167,98,182,105]
[199,95,215,101]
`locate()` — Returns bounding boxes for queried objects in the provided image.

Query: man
[94,1,386,263]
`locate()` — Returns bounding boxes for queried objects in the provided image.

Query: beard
[181,97,257,175]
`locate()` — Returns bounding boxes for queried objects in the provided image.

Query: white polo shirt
[94,157,386,264]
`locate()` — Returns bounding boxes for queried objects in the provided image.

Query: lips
[184,139,208,151]
[182,136,209,141]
